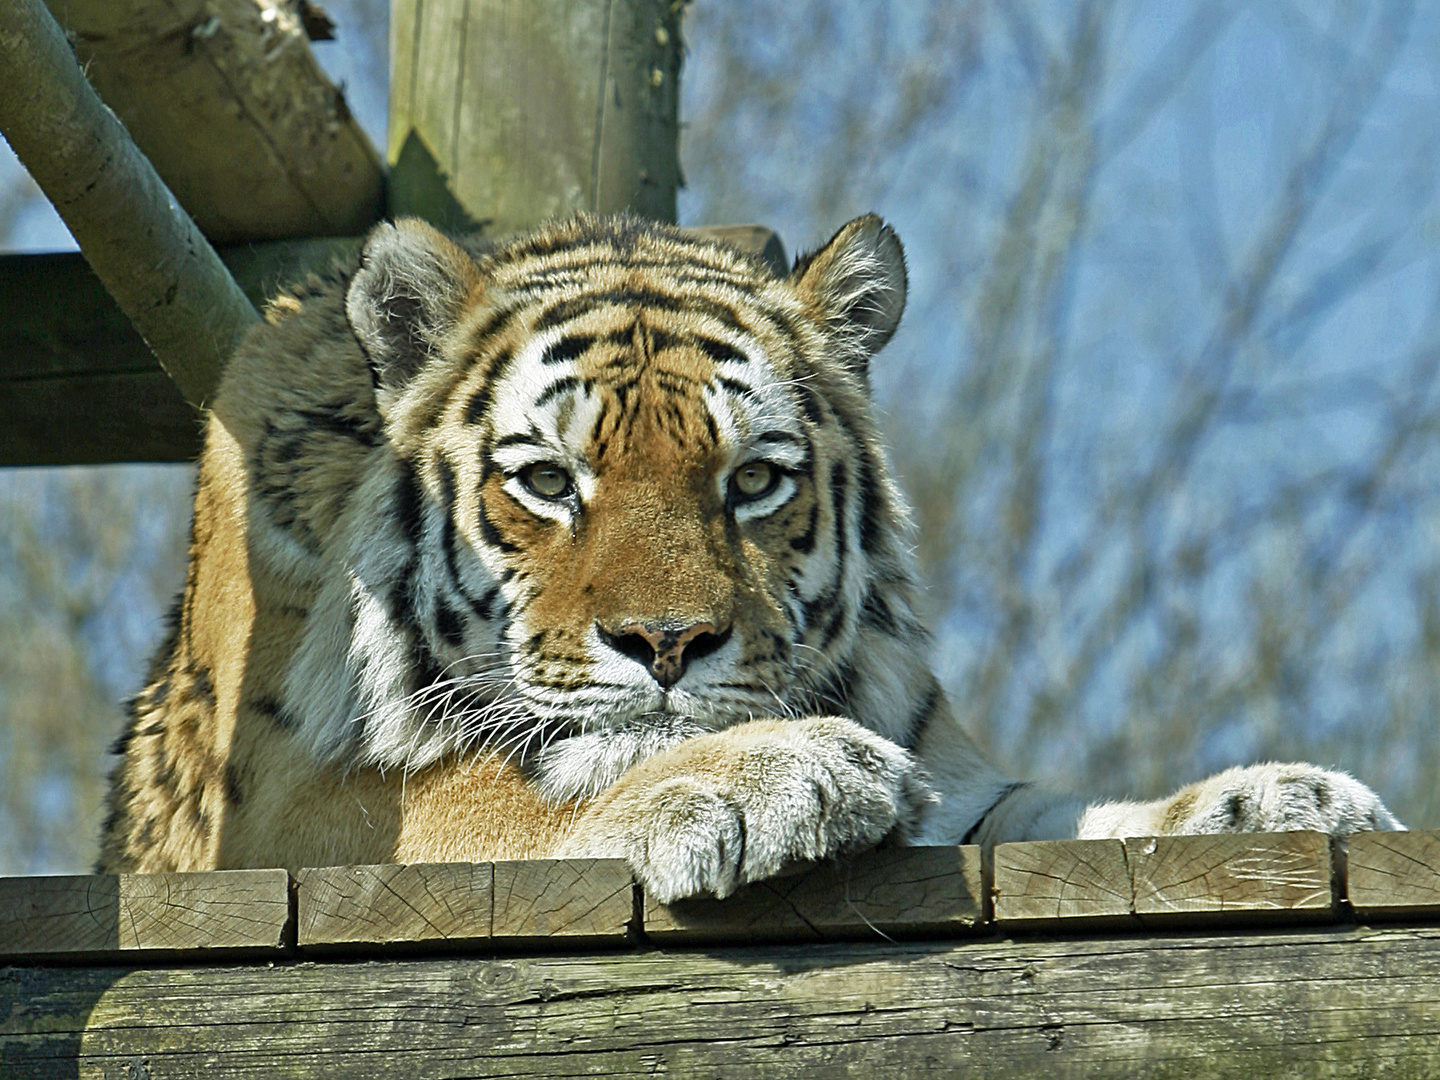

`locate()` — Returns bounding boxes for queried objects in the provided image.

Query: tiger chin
[98,212,1402,903]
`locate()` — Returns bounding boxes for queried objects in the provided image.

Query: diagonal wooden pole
[0,0,258,407]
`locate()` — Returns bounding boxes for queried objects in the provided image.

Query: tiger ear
[791,214,907,372]
[346,218,481,392]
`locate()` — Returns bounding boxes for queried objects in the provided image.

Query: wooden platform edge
[3,832,1438,962]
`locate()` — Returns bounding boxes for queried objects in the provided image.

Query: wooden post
[388,0,682,233]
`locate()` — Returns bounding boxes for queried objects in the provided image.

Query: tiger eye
[522,463,573,499]
[734,461,775,498]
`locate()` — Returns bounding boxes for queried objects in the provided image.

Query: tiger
[98,213,1402,902]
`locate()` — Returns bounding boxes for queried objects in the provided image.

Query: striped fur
[98,214,1401,893]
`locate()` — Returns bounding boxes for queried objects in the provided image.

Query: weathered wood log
[42,0,384,243]
[1347,829,1440,919]
[4,925,1439,1077]
[0,226,783,465]
[388,0,682,231]
[0,869,289,961]
[644,846,986,944]
[0,0,259,405]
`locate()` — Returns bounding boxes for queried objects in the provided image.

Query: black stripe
[535,289,746,334]
[476,585,501,620]
[463,348,513,425]
[542,334,594,365]
[436,458,494,623]
[859,589,899,635]
[535,376,583,407]
[793,383,825,424]
[248,695,298,732]
[291,403,380,446]
[478,501,519,553]
[905,680,942,748]
[494,431,546,450]
[790,499,819,554]
[856,447,884,555]
[816,601,848,650]
[693,335,749,365]
[718,375,753,398]
[435,600,465,648]
[395,459,425,546]
[755,431,805,448]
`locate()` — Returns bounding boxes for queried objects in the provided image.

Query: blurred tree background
[2,0,1438,875]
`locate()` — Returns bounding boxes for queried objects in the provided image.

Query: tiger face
[286,214,931,803]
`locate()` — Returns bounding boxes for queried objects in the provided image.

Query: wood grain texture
[1347,830,1440,918]
[992,839,1137,929]
[490,859,635,945]
[644,846,986,944]
[389,0,681,232]
[44,0,383,242]
[5,926,1439,1078]
[296,863,492,951]
[1130,832,1336,927]
[0,870,289,960]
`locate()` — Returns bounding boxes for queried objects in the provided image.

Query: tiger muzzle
[597,620,733,689]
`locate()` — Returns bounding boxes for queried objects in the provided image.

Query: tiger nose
[597,620,732,689]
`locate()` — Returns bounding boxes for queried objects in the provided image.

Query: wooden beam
[388,0,682,232]
[0,0,261,406]
[4,925,1439,1076]
[0,228,781,466]
[0,240,361,465]
[44,0,384,244]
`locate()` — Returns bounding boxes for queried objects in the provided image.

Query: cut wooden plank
[389,0,681,232]
[1129,831,1336,927]
[0,869,289,960]
[644,846,986,944]
[6,926,1440,1077]
[296,863,493,951]
[45,0,383,243]
[490,859,635,946]
[992,838,1137,930]
[1347,830,1440,919]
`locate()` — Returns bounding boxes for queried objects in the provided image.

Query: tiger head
[284,214,936,802]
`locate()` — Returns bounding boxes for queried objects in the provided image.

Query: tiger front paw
[558,717,936,903]
[1082,762,1404,839]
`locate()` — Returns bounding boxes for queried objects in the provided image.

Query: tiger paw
[1080,762,1404,839]
[558,717,936,903]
